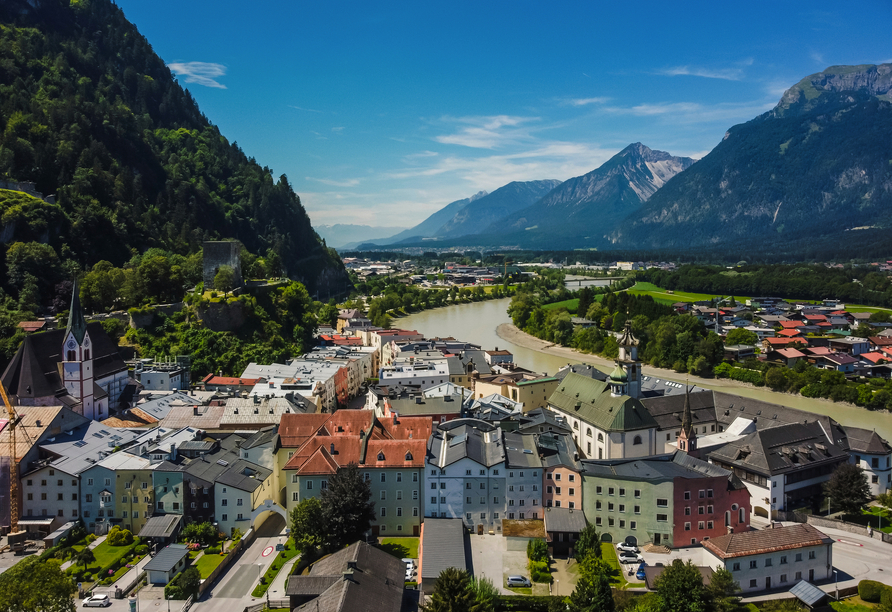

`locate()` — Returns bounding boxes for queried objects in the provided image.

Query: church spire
[678,381,698,457]
[65,277,88,345]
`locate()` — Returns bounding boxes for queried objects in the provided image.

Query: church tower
[677,385,698,458]
[61,279,96,419]
[616,319,642,399]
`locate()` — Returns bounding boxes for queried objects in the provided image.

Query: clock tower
[61,279,96,419]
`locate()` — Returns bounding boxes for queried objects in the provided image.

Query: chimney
[342,568,354,582]
[193,406,199,416]
[392,412,398,425]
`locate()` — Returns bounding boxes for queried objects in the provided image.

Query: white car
[83,595,111,608]
[617,551,644,564]
[616,542,639,554]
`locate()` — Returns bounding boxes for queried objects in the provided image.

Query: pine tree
[568,571,615,612]
[823,462,871,516]
[424,568,482,612]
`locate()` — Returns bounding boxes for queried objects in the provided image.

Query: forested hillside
[0,0,345,301]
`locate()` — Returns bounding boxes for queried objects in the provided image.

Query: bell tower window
[84,349,90,360]
[67,350,76,362]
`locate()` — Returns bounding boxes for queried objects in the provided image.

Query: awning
[18,518,54,526]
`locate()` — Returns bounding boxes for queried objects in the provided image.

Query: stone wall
[203,241,243,289]
[197,300,246,332]
[806,514,892,544]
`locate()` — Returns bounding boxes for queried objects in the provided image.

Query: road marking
[262,546,274,557]
[837,539,864,547]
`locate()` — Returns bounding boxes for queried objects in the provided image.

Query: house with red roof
[280,410,432,536]
[202,374,263,393]
[776,329,802,338]
[766,348,807,368]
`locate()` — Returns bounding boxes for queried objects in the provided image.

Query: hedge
[858,580,887,602]
[529,560,552,584]
[497,595,565,611]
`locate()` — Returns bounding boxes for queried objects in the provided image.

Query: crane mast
[0,381,19,535]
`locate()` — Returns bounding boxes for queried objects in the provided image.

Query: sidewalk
[60,535,108,571]
[265,556,300,601]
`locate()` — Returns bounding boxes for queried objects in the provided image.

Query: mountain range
[352,63,892,255]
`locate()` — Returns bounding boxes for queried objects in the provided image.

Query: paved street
[191,516,287,612]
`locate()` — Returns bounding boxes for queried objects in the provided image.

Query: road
[190,517,287,612]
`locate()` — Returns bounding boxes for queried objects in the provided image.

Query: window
[684,491,691,500]
[749,580,757,588]
[480,469,485,476]
[397,472,402,482]
[685,507,691,516]
[380,491,386,500]
[699,490,705,498]
[569,474,575,482]
[596,501,602,510]
[413,490,418,500]
[413,473,418,482]
[380,473,386,483]
[87,479,93,486]
[707,521,713,529]
[596,517,602,526]
[292,492,299,501]
[699,507,705,515]
[619,488,625,496]
[634,505,641,514]
[707,489,713,498]
[633,435,642,445]
[596,485,602,494]
[442,483,447,489]
[157,501,164,509]
[608,502,614,512]
[292,474,299,483]
[808,551,816,560]
[684,522,691,531]
[732,562,740,571]
[237,498,243,506]
[431,496,436,504]
[86,494,92,502]
[749,560,757,569]
[306,481,313,490]
[795,571,802,580]
[707,505,713,514]
[533,485,538,491]
[440,497,446,504]
[765,558,772,567]
[221,499,227,506]
[479,483,485,490]
[598,433,603,442]
[780,555,787,565]
[494,469,500,476]
[780,574,787,583]
[656,514,667,522]
[795,553,802,562]
[380,508,386,517]
[656,498,668,507]
[698,521,705,529]
[608,487,614,495]
[630,521,636,529]
[555,473,562,481]
[569,488,575,496]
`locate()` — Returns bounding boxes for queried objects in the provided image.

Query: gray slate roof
[544,506,587,533]
[215,458,272,492]
[582,450,733,481]
[504,431,542,469]
[144,544,189,572]
[139,514,182,539]
[420,519,468,580]
[426,420,505,469]
[26,421,141,476]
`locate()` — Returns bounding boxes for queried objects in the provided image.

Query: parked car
[618,551,644,564]
[616,542,639,554]
[83,595,111,608]
[506,575,532,588]
[636,563,647,581]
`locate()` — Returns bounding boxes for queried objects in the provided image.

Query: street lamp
[834,570,839,601]
[555,579,559,596]
[167,595,173,612]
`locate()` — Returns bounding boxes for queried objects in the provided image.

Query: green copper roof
[609,365,627,382]
[547,373,657,432]
[65,278,88,345]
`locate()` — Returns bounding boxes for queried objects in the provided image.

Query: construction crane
[0,380,22,537]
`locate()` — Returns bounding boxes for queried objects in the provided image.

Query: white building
[702,524,834,593]
[844,426,892,495]
[380,360,450,389]
[425,419,506,534]
[503,431,543,520]
[134,361,189,392]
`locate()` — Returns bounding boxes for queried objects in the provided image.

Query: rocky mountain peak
[775,63,892,114]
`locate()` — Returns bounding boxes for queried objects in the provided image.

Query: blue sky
[115,1,892,228]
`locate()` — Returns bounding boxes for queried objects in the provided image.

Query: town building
[424,419,506,534]
[701,524,834,592]
[134,359,189,392]
[581,451,749,548]
[281,410,431,536]
[539,432,583,510]
[503,431,543,520]
[473,372,559,412]
[418,518,469,594]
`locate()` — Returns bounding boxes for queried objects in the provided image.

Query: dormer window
[377,451,385,461]
[405,451,413,461]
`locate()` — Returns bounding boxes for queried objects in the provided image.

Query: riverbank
[495,322,892,436]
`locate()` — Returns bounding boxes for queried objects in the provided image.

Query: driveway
[468,534,550,595]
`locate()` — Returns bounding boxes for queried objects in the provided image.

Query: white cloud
[810,51,825,65]
[288,105,322,113]
[604,99,775,123]
[331,126,345,132]
[305,176,361,187]
[434,115,539,149]
[168,61,228,89]
[658,65,743,81]
[403,151,439,160]
[565,97,610,106]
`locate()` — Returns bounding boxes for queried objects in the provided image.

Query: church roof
[65,279,88,345]
[1,323,127,400]
[609,364,627,382]
[548,373,657,432]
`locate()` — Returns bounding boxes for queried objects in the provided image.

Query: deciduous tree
[0,557,76,612]
[321,463,376,549]
[824,462,871,515]
[289,496,327,554]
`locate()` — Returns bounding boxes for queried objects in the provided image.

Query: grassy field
[377,537,419,559]
[543,298,579,312]
[194,552,226,579]
[830,597,877,611]
[628,282,892,314]
[600,543,630,589]
[66,540,134,574]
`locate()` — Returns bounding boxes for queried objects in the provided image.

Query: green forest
[642,264,892,307]
[0,0,344,308]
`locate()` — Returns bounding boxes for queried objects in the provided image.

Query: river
[401,297,892,442]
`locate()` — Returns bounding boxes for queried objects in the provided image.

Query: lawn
[194,553,226,579]
[251,539,300,597]
[599,543,630,589]
[66,539,135,575]
[377,537,419,560]
[860,506,892,533]
[627,282,892,314]
[831,597,877,612]
[543,298,579,313]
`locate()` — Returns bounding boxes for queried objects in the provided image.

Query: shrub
[526,538,548,563]
[497,595,565,611]
[107,527,134,546]
[86,534,97,543]
[859,579,885,602]
[529,560,552,583]
[881,586,892,608]
[135,545,148,555]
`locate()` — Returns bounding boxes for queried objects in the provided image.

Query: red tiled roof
[702,524,832,559]
[764,337,801,346]
[869,337,892,347]
[775,348,806,358]
[805,346,833,356]
[779,321,802,329]
[777,329,801,337]
[860,352,888,364]
[203,376,262,386]
[804,314,827,321]
[17,321,46,332]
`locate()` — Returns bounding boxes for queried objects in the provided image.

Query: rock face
[482,143,694,247]
[614,64,892,250]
